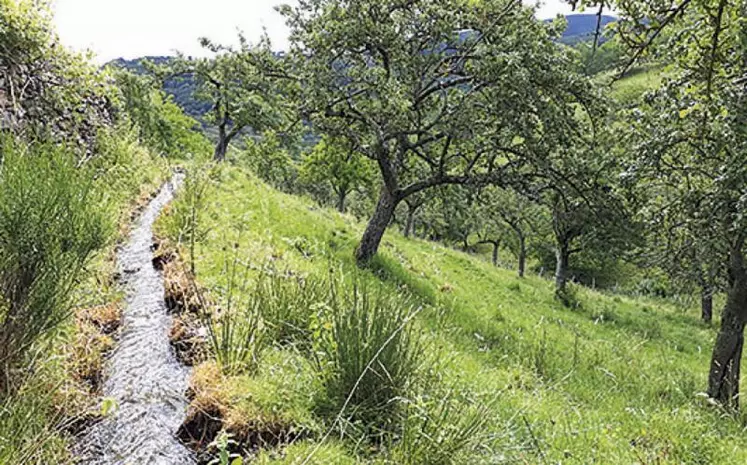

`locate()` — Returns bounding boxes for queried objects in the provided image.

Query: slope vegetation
[159,165,745,464]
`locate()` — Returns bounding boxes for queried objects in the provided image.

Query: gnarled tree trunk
[708,244,747,410]
[336,190,347,213]
[214,128,228,162]
[355,187,399,264]
[404,207,416,238]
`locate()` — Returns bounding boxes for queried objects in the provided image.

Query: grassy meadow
[156,165,746,464]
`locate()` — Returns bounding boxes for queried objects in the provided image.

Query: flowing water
[77,175,195,465]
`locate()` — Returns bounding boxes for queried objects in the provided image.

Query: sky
[52,0,579,64]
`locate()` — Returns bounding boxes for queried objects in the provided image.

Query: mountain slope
[559,13,617,44]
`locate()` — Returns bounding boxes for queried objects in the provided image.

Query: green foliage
[299,136,374,213]
[89,124,165,203]
[161,34,289,160]
[385,391,494,465]
[112,69,211,159]
[208,431,243,465]
[280,0,598,261]
[0,0,115,148]
[0,136,110,391]
[240,131,297,191]
[575,37,625,76]
[419,186,476,247]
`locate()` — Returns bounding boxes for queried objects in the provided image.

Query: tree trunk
[518,235,526,278]
[336,190,347,213]
[708,245,747,410]
[214,126,228,162]
[404,207,416,238]
[702,286,713,323]
[555,242,570,302]
[355,187,399,264]
[491,241,499,266]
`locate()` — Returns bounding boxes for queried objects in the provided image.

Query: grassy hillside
[608,66,666,102]
[159,165,746,464]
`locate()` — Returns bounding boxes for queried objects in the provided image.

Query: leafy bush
[90,124,165,202]
[0,136,110,393]
[113,69,212,159]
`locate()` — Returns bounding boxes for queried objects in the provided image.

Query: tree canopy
[280,0,600,263]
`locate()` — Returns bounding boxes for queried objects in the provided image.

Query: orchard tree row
[142,0,747,410]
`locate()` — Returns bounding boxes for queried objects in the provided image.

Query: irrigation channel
[77,174,195,465]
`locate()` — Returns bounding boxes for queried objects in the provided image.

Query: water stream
[77,174,195,465]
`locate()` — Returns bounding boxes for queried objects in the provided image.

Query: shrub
[0,136,109,393]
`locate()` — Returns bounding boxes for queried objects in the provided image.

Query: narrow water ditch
[77,174,196,465]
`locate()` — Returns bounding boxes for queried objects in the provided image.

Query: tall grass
[203,250,267,375]
[165,166,212,275]
[0,378,63,463]
[386,391,496,465]
[203,263,330,374]
[0,136,110,394]
[252,271,331,345]
[317,279,423,431]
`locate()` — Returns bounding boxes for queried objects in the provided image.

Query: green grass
[607,65,666,103]
[160,165,747,464]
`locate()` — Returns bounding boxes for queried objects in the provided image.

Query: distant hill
[108,56,211,119]
[557,14,617,44]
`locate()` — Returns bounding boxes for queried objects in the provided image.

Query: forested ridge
[2,0,747,464]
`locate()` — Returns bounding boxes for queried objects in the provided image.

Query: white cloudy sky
[53,0,581,63]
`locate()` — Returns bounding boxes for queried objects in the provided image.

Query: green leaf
[101,397,118,417]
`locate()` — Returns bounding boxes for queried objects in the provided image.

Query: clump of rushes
[205,267,328,374]
[317,278,423,434]
[205,304,266,376]
[386,390,496,465]
[251,271,329,346]
[203,250,267,375]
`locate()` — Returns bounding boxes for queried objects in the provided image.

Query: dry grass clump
[158,239,210,365]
